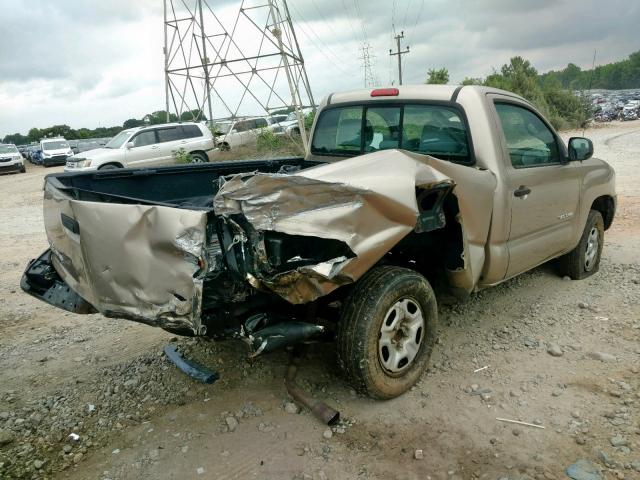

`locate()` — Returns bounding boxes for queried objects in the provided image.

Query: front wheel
[98,164,121,171]
[336,266,438,399]
[558,210,604,279]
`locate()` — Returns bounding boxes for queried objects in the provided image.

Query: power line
[287,2,352,76]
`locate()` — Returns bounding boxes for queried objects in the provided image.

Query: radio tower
[359,42,378,87]
[163,0,315,148]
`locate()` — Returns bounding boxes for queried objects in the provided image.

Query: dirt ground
[0,122,638,480]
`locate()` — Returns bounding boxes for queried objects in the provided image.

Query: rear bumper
[21,249,96,314]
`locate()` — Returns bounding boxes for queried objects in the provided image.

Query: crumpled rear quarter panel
[43,181,208,334]
[214,150,496,303]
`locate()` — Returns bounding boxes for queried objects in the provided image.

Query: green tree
[461,77,483,86]
[179,109,207,122]
[27,128,42,143]
[123,118,143,129]
[2,133,28,145]
[426,68,449,84]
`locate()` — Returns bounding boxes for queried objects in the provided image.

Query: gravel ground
[0,122,638,480]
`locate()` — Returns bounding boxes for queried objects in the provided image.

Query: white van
[40,138,74,167]
[65,122,214,172]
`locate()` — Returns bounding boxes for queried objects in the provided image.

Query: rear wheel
[336,266,438,399]
[558,210,604,279]
[190,152,208,163]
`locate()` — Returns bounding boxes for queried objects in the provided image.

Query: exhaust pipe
[284,352,340,426]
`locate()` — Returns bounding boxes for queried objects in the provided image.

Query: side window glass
[181,125,202,139]
[255,118,267,129]
[157,127,182,143]
[132,130,156,147]
[402,105,470,163]
[234,121,248,133]
[495,103,560,168]
[364,107,400,152]
[311,106,363,155]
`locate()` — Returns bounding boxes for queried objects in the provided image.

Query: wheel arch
[590,195,615,230]
[98,162,124,169]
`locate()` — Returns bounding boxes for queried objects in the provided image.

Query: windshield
[104,130,131,149]
[0,145,19,154]
[42,141,69,151]
[213,122,232,134]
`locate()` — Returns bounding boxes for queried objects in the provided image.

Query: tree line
[425,50,640,129]
[2,109,205,146]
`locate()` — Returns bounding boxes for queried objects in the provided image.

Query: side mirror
[568,137,593,161]
[126,142,135,149]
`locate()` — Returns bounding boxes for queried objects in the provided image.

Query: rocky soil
[0,122,638,480]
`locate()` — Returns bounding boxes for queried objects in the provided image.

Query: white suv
[213,117,269,151]
[65,122,214,172]
[0,144,26,174]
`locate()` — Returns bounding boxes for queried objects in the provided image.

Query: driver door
[492,99,581,278]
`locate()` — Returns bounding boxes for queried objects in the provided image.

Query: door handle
[514,186,531,198]
[151,145,159,149]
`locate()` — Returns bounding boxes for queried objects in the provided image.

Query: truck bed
[45,157,313,209]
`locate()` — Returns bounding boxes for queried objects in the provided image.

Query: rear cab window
[311,103,473,164]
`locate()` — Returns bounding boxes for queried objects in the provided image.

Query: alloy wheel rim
[584,227,599,271]
[378,298,425,374]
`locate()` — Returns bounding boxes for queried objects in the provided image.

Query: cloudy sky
[1,0,639,138]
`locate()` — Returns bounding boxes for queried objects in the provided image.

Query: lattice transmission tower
[358,42,378,87]
[163,0,315,148]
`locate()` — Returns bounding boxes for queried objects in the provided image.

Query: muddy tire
[558,210,604,280]
[336,266,437,399]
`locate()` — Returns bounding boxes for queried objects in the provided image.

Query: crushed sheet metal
[43,182,208,334]
[214,149,496,303]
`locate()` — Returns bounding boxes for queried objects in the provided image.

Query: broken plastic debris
[68,433,80,442]
[197,467,205,475]
[112,449,120,454]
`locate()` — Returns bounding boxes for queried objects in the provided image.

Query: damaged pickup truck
[22,85,616,399]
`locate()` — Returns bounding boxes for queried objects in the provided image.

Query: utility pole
[389,31,409,85]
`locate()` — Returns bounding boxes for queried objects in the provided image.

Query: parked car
[22,85,616,400]
[213,117,269,150]
[76,140,102,153]
[18,145,29,158]
[0,144,26,174]
[64,122,214,172]
[265,114,289,134]
[40,138,74,167]
[279,109,313,136]
[68,140,80,154]
[26,145,38,163]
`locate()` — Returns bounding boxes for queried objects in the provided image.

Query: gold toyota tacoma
[22,85,616,399]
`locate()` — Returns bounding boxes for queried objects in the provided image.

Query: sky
[1,0,639,138]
